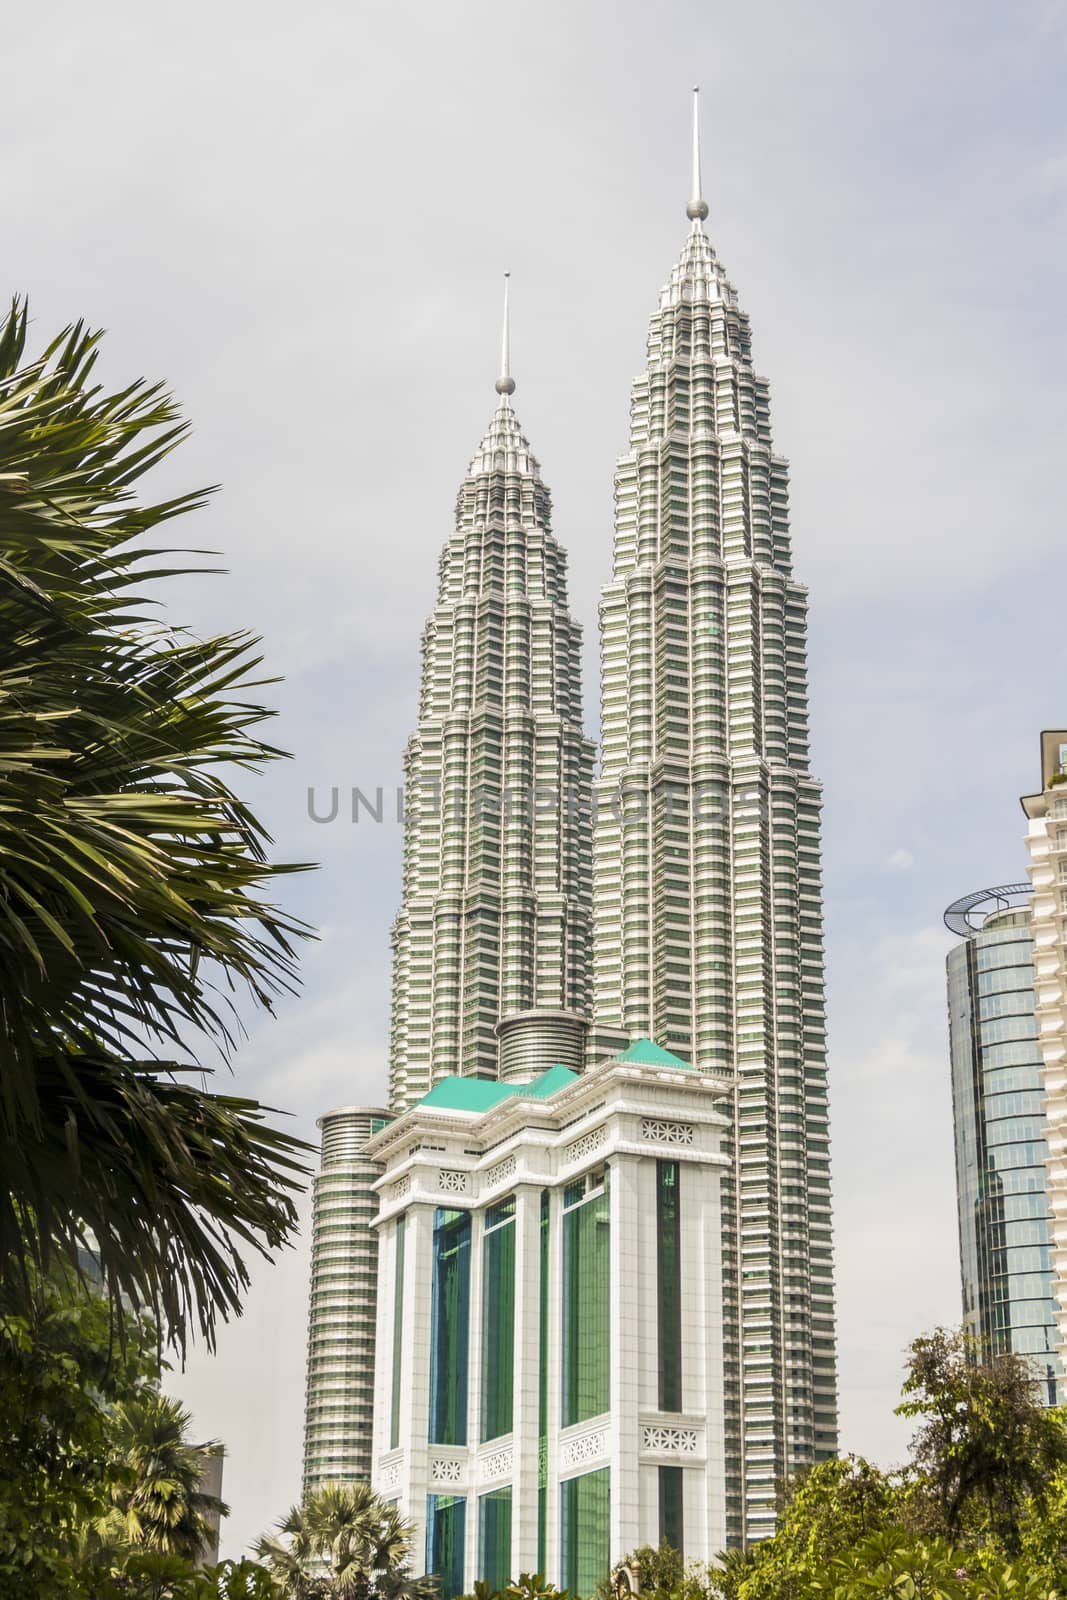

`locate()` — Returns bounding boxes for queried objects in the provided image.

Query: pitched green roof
[415,1064,579,1114]
[418,1076,517,1112]
[523,1063,579,1098]
[618,1037,696,1070]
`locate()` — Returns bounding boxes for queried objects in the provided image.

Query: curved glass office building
[945,886,1062,1403]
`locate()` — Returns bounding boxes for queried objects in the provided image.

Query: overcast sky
[7,0,1067,1559]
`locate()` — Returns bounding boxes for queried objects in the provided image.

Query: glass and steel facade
[481,1197,516,1442]
[562,1172,610,1427]
[430,1208,472,1445]
[945,888,1062,1403]
[561,1468,610,1598]
[302,1107,391,1494]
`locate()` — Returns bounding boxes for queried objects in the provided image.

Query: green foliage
[0,298,313,1353]
[465,1577,571,1600]
[694,1329,1067,1600]
[807,1530,1058,1600]
[256,1483,436,1599]
[1017,1464,1067,1589]
[0,1259,252,1600]
[897,1329,1067,1553]
[98,1393,227,1560]
[0,1258,158,1596]
[710,1458,906,1600]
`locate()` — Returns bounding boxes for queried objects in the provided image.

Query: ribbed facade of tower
[389,395,595,1111]
[303,1107,391,1495]
[592,213,837,1542]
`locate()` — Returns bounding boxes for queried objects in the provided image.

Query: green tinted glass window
[659,1464,684,1554]
[481,1213,515,1441]
[561,1468,610,1598]
[562,1184,610,1426]
[478,1488,512,1591]
[657,1162,682,1411]
[426,1494,466,1600]
[430,1208,471,1445]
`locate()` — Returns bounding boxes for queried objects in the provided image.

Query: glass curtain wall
[560,1468,610,1597]
[430,1208,472,1444]
[426,1494,466,1600]
[481,1197,516,1441]
[947,903,1062,1403]
[657,1162,682,1411]
[478,1487,512,1591]
[659,1465,684,1554]
[562,1172,610,1426]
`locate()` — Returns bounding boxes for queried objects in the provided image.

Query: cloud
[886,848,914,871]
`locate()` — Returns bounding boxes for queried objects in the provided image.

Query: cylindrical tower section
[945,885,1062,1403]
[303,1106,392,1495]
[495,1008,588,1083]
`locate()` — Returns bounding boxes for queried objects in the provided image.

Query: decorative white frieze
[640,1118,695,1146]
[563,1125,606,1166]
[642,1425,699,1454]
[485,1154,517,1188]
[378,1456,402,1489]
[561,1428,608,1467]
[479,1446,513,1482]
[437,1169,470,1195]
[429,1456,463,1484]
[391,1174,411,1201]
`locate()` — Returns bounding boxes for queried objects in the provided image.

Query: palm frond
[0,298,315,1350]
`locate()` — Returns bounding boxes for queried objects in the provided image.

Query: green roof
[415,1064,579,1114]
[617,1037,696,1070]
[418,1076,517,1112]
[523,1063,578,1098]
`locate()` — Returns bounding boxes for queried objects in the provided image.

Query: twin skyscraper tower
[303,90,837,1576]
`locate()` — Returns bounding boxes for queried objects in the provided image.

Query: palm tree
[257,1485,435,1600]
[256,1501,325,1600]
[0,299,312,1351]
[104,1393,228,1562]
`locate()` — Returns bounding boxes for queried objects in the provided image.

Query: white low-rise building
[366,1040,731,1598]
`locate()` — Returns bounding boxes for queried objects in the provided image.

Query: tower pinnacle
[686,85,709,225]
[495,272,515,397]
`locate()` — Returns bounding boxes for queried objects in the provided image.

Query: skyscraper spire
[687,84,709,225]
[495,271,515,397]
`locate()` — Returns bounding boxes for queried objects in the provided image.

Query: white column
[370,1212,393,1489]
[400,1203,435,1552]
[695,1166,727,1554]
[544,1184,564,1585]
[610,1153,641,1564]
[512,1184,544,1575]
[465,1207,485,1594]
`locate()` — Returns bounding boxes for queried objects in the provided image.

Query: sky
[6,0,1067,1559]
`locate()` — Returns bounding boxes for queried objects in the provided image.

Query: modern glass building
[302,1107,392,1494]
[369,1040,732,1597]
[590,90,836,1541]
[945,886,1061,1403]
